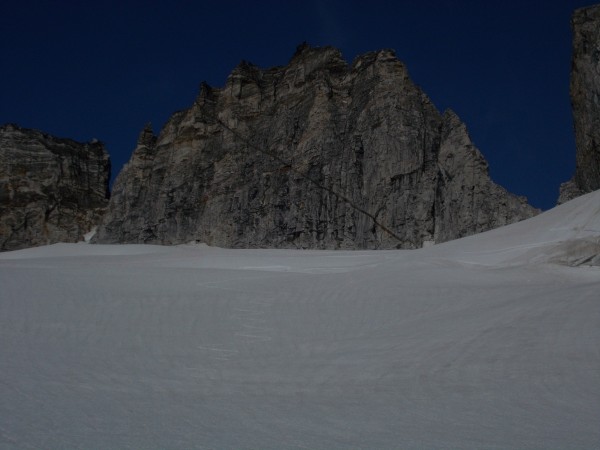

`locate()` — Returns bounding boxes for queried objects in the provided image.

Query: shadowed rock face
[0,124,110,251]
[94,45,537,249]
[559,5,600,203]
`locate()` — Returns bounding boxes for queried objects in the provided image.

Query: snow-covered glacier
[1,191,599,449]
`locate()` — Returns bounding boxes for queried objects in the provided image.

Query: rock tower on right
[559,4,600,203]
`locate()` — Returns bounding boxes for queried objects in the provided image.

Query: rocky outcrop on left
[559,4,600,203]
[0,124,111,251]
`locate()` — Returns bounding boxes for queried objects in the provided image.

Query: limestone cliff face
[0,124,110,251]
[95,45,537,249]
[559,4,600,203]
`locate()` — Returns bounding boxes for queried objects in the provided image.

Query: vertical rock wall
[559,4,600,203]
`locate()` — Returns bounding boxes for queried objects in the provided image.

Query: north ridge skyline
[0,0,593,210]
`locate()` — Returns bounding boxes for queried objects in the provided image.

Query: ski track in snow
[1,192,599,448]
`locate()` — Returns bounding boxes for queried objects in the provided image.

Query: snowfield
[1,192,599,449]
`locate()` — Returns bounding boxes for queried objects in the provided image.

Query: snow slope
[1,191,599,449]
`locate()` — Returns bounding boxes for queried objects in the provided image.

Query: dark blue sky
[0,1,594,210]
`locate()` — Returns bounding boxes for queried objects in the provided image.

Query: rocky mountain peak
[290,42,344,63]
[287,43,348,79]
[93,45,538,249]
[228,60,262,83]
[137,123,156,148]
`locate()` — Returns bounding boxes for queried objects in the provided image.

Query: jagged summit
[289,42,346,67]
[93,45,537,249]
[136,122,157,148]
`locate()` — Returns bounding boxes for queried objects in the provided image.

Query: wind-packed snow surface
[1,192,599,449]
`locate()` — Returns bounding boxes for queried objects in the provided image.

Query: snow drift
[1,191,599,449]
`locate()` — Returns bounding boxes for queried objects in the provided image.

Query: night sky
[1,0,594,210]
